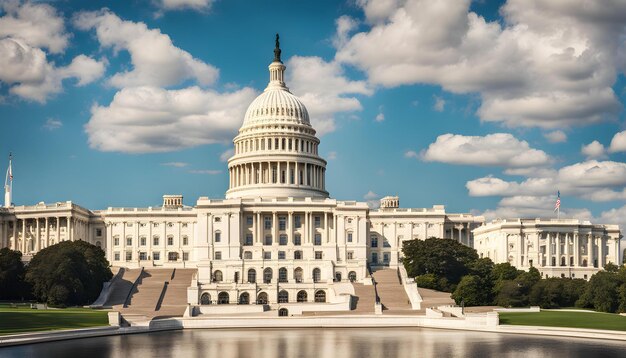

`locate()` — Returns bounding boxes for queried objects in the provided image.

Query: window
[315,290,326,303]
[126,237,132,246]
[168,223,173,227]
[347,232,353,243]
[278,290,289,303]
[314,234,322,246]
[114,252,120,261]
[247,216,253,225]
[215,251,222,260]
[264,235,272,245]
[278,251,286,260]
[315,251,322,260]
[297,290,307,302]
[279,235,288,245]
[294,268,303,283]
[314,216,321,228]
[294,234,301,246]
[248,269,256,283]
[126,251,132,261]
[167,237,174,246]
[371,252,378,263]
[239,292,250,305]
[153,252,160,260]
[244,251,252,259]
[153,223,159,227]
[182,223,188,228]
[294,215,301,228]
[264,216,272,229]
[114,237,120,246]
[371,236,378,248]
[263,251,271,260]
[294,250,303,260]
[168,252,178,261]
[140,237,146,246]
[348,271,357,282]
[279,217,286,230]
[182,236,188,245]
[183,252,189,261]
[312,268,321,283]
[201,293,211,305]
[245,234,253,246]
[263,268,273,283]
[279,268,288,282]
[95,228,102,237]
[213,271,223,282]
[215,231,221,243]
[214,217,221,222]
[347,251,354,260]
[383,239,391,248]
[257,292,268,304]
[139,252,147,260]
[153,236,159,246]
[127,223,133,227]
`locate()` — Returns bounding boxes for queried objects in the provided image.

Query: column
[574,233,580,267]
[106,222,113,262]
[587,234,593,267]
[272,211,277,245]
[598,236,604,268]
[11,220,16,250]
[546,232,552,266]
[256,212,261,244]
[56,217,60,245]
[288,211,293,245]
[517,234,522,267]
[304,211,309,244]
[35,218,40,252]
[295,162,299,185]
[66,216,71,241]
[21,219,26,253]
[325,212,330,243]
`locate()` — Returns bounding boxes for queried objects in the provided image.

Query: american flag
[554,191,560,212]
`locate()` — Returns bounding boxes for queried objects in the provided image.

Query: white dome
[242,87,310,128]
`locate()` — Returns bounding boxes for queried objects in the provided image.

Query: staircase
[159,269,196,313]
[417,287,455,308]
[351,283,376,313]
[371,268,412,311]
[104,268,143,308]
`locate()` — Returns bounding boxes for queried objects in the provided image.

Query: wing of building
[0,40,621,309]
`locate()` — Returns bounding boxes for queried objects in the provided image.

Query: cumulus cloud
[85,86,257,153]
[581,140,606,159]
[375,107,385,122]
[364,190,381,208]
[327,151,337,160]
[609,130,626,153]
[42,118,62,130]
[219,148,234,162]
[543,130,567,143]
[333,16,358,48]
[423,133,551,168]
[404,150,419,159]
[161,162,189,167]
[337,0,626,129]
[74,10,218,88]
[286,55,372,135]
[433,96,445,112]
[157,0,213,11]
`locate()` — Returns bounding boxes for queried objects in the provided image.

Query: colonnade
[229,161,325,190]
[0,216,90,254]
[235,135,318,155]
[540,232,612,268]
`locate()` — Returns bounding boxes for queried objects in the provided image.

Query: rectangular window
[215,251,222,260]
[347,251,354,260]
[314,216,321,228]
[153,252,160,261]
[265,216,272,230]
[214,217,221,222]
[371,252,378,263]
[347,233,353,243]
[279,217,286,230]
[247,216,253,226]
[371,236,378,248]
[183,252,189,261]
[294,251,302,260]
[294,234,301,246]
[126,251,132,261]
[215,232,221,242]
[126,237,132,246]
[114,252,120,261]
[114,237,119,246]
[140,237,146,246]
[263,251,271,260]
[278,251,286,260]
[153,237,159,246]
[383,253,390,263]
[315,251,322,260]
[245,234,253,246]
[95,228,102,237]
[139,252,147,260]
[168,237,174,246]
[294,215,301,228]
[264,235,272,245]
[314,234,322,246]
[182,236,188,245]
[126,223,133,227]
[153,223,159,227]
[279,235,288,245]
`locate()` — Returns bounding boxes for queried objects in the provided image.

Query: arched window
[279,267,288,283]
[201,293,211,305]
[239,292,250,305]
[247,268,256,283]
[297,290,308,302]
[315,290,326,303]
[278,290,289,303]
[335,272,342,282]
[257,292,268,304]
[294,267,303,283]
[95,241,101,248]
[294,250,302,260]
[312,268,321,283]
[583,259,588,267]
[264,268,273,284]
[278,308,289,317]
[213,270,223,282]
[551,257,556,266]
[244,251,252,259]
[348,271,357,282]
[218,292,229,304]
[561,257,566,266]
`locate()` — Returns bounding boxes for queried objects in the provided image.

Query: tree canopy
[0,248,30,300]
[25,241,112,307]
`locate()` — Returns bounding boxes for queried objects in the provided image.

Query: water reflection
[2,328,626,358]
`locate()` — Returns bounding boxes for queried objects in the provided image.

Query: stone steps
[371,268,412,311]
[351,283,376,313]
[105,268,143,308]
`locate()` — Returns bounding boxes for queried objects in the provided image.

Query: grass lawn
[0,306,109,336]
[499,310,626,332]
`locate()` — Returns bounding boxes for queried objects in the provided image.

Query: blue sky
[2,0,626,228]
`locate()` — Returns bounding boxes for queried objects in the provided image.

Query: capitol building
[0,39,622,309]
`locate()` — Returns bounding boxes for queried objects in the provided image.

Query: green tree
[26,241,112,307]
[0,248,29,300]
[452,275,489,306]
[577,271,620,312]
[491,263,521,282]
[493,280,525,307]
[402,237,479,291]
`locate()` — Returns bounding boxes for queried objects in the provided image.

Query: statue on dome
[274,33,282,63]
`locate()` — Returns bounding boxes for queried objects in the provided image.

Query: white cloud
[85,86,257,153]
[543,130,567,143]
[423,133,551,168]
[158,0,213,11]
[327,151,337,160]
[0,0,69,54]
[42,118,62,130]
[364,190,379,200]
[597,205,626,230]
[74,10,218,88]
[337,0,626,129]
[219,148,234,162]
[609,130,626,153]
[375,108,385,122]
[364,190,381,208]
[161,162,188,167]
[433,96,445,112]
[404,150,419,159]
[286,55,372,135]
[189,169,221,175]
[333,16,358,48]
[581,140,606,159]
